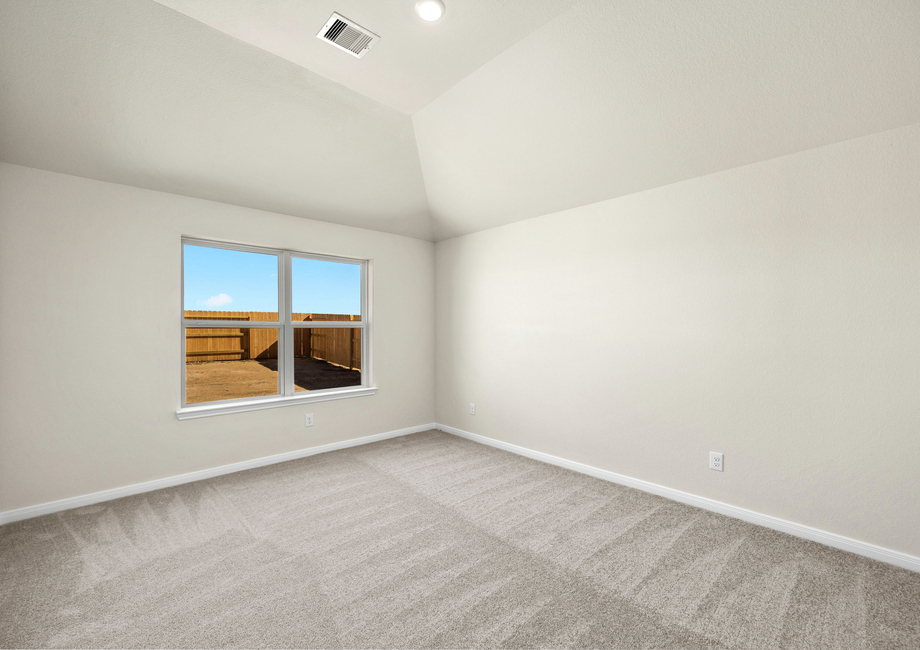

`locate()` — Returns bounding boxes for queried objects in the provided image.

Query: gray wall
[3,122,919,560]
[0,163,436,512]
[435,124,920,558]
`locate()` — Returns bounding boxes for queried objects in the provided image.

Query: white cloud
[204,293,233,307]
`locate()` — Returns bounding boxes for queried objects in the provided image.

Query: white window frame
[176,237,375,420]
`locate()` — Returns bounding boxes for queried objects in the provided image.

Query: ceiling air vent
[317,13,380,59]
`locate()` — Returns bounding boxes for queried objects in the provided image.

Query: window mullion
[362,259,371,388]
[282,251,295,396]
[181,242,187,407]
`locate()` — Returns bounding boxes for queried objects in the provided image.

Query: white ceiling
[0,0,432,239]
[2,0,919,242]
[414,0,920,239]
[151,0,580,115]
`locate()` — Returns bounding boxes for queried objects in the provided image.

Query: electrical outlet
[709,451,723,472]
[305,413,314,427]
[469,403,476,415]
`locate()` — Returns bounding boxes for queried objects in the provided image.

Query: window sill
[176,386,377,420]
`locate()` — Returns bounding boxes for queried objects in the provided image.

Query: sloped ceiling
[2,0,919,242]
[414,0,920,240]
[151,0,581,115]
[0,0,433,239]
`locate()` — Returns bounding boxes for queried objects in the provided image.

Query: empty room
[1,0,918,648]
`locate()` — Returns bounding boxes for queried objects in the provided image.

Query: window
[177,237,374,419]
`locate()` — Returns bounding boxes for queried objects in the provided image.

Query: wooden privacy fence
[185,311,361,370]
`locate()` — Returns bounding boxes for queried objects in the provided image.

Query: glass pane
[184,244,279,321]
[292,257,361,322]
[292,327,362,392]
[185,328,279,404]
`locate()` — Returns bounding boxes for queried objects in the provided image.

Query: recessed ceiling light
[415,0,445,21]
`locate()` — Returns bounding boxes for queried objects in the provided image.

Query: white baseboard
[436,423,920,574]
[6,421,917,574]
[0,423,436,526]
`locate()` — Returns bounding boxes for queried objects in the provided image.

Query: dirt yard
[186,357,361,404]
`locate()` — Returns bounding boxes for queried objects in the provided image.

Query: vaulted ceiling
[151,0,581,115]
[2,0,919,241]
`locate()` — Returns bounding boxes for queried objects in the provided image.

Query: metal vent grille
[317,13,380,59]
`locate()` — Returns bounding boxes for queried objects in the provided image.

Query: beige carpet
[1,430,918,649]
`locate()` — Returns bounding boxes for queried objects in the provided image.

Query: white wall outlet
[709,451,723,472]
[469,403,476,415]
[305,413,314,427]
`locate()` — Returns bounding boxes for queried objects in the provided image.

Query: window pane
[184,244,278,321]
[291,257,361,319]
[185,328,279,403]
[292,327,362,392]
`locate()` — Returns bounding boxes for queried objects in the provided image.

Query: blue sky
[184,245,360,315]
